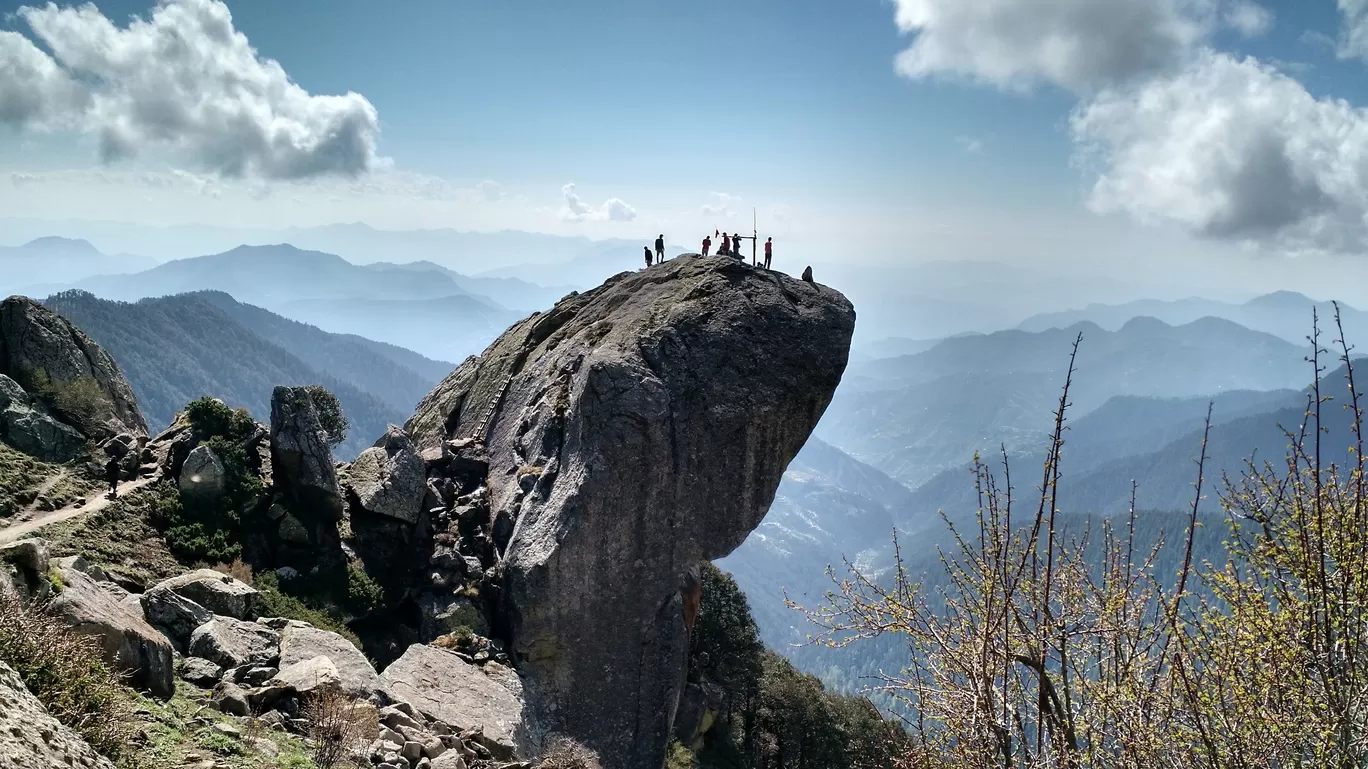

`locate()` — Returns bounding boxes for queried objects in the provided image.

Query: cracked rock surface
[407,255,855,768]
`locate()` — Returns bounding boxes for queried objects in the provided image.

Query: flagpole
[752,207,758,266]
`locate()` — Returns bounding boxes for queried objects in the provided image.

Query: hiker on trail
[105,455,120,498]
[655,234,665,263]
[764,237,773,269]
[702,235,712,256]
[721,233,731,256]
[644,246,653,269]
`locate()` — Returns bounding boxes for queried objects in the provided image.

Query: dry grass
[300,683,378,769]
[0,588,139,761]
[537,737,603,769]
[210,558,254,586]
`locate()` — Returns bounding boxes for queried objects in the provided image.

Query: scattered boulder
[380,644,530,760]
[140,585,213,652]
[405,256,854,766]
[152,569,258,620]
[0,295,147,442]
[0,538,48,575]
[0,374,85,461]
[188,617,280,669]
[178,445,226,504]
[270,385,344,520]
[347,425,426,524]
[180,657,224,687]
[211,681,252,717]
[271,654,342,697]
[46,564,174,699]
[277,620,381,697]
[0,660,114,769]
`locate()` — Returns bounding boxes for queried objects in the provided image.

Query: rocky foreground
[0,255,856,769]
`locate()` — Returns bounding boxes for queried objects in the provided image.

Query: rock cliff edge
[407,256,856,767]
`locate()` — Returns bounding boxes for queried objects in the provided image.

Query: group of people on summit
[642,231,774,270]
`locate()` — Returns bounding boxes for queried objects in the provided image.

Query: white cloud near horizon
[559,183,637,223]
[0,0,383,180]
[701,192,743,218]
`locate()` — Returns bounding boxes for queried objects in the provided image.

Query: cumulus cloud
[0,0,382,179]
[956,136,985,154]
[1340,0,1368,59]
[559,183,637,222]
[1223,1,1273,38]
[890,0,1216,93]
[476,180,506,201]
[1071,51,1368,253]
[701,192,742,218]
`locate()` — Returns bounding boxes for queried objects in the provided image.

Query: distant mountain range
[820,316,1311,487]
[1019,291,1368,346]
[0,237,156,289]
[40,290,453,459]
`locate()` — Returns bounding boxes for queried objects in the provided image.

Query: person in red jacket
[702,235,712,256]
[764,237,773,269]
[721,233,731,256]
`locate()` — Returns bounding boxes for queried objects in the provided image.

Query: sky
[4,0,1368,286]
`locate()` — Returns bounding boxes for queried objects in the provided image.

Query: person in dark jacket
[655,235,665,263]
[643,246,653,269]
[702,235,712,256]
[105,455,120,498]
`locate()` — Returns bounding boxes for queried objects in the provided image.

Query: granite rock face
[406,256,855,767]
[347,425,426,524]
[0,295,147,443]
[0,661,114,769]
[270,386,344,521]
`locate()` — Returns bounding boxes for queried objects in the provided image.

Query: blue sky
[3,0,1368,278]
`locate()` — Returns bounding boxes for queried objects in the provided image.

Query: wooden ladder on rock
[467,372,516,443]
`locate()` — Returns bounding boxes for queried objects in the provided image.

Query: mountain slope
[0,237,156,291]
[40,291,430,458]
[821,317,1310,487]
[365,261,575,313]
[188,291,451,413]
[274,295,523,364]
[1018,291,1368,346]
[54,244,473,305]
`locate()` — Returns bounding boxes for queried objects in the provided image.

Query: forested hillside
[42,290,449,458]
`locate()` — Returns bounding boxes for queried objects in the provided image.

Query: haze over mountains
[5,222,1366,706]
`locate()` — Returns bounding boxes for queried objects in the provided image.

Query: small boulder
[0,538,48,575]
[189,617,280,669]
[277,620,381,697]
[47,564,174,699]
[179,657,224,687]
[151,569,258,619]
[178,445,226,504]
[140,585,212,652]
[271,655,342,697]
[348,426,426,524]
[211,681,252,717]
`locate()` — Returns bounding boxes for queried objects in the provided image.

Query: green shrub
[253,571,362,648]
[345,561,384,615]
[160,403,265,565]
[184,397,256,443]
[0,591,138,761]
[27,369,111,434]
[302,385,349,448]
[666,739,699,769]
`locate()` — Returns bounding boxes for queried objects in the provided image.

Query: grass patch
[0,589,139,762]
[45,482,186,586]
[252,570,363,649]
[132,687,317,769]
[0,442,62,519]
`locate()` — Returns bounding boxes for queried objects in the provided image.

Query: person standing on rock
[764,237,773,270]
[720,233,731,257]
[643,246,653,269]
[655,234,665,264]
[702,234,712,256]
[105,453,120,498]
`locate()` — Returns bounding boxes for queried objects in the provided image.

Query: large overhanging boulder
[0,295,147,444]
[406,256,855,768]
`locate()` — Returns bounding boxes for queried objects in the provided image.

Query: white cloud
[701,192,742,218]
[1223,1,1272,38]
[476,180,506,201]
[891,0,1217,93]
[1341,0,1368,59]
[1072,50,1368,254]
[955,136,985,154]
[10,173,37,188]
[559,183,637,222]
[0,0,382,179]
